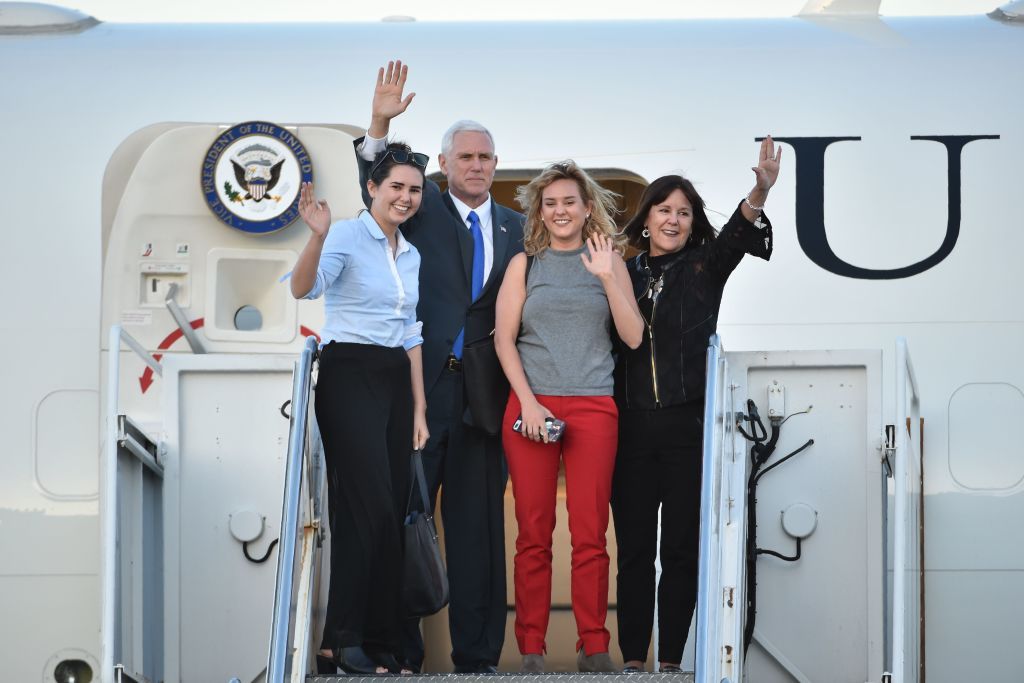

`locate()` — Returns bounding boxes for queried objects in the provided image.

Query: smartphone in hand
[512,416,566,442]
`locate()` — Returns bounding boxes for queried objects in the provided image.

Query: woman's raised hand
[752,135,782,191]
[581,233,617,282]
[373,60,416,123]
[298,181,331,237]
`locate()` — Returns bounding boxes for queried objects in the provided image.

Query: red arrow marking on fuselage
[138,321,321,393]
[139,318,205,393]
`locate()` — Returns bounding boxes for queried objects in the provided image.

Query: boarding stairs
[100,326,923,683]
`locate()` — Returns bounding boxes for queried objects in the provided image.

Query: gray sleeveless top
[517,246,614,396]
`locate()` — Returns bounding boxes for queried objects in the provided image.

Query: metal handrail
[165,282,205,354]
[267,336,319,683]
[117,415,162,476]
[892,337,922,683]
[694,334,723,683]
[101,325,164,683]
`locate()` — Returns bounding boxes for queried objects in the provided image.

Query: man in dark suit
[353,61,524,674]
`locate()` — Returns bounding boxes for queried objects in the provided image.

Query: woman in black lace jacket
[611,137,782,673]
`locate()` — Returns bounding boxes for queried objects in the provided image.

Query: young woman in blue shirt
[291,143,430,675]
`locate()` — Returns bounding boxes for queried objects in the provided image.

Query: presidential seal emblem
[201,121,313,234]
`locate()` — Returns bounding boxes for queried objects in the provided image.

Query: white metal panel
[750,365,871,680]
[161,354,293,683]
[696,346,885,682]
[726,350,884,683]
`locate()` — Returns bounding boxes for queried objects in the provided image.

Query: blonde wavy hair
[516,160,623,256]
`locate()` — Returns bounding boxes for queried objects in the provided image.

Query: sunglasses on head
[371,149,429,177]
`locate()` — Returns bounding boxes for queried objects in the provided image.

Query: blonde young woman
[494,161,643,673]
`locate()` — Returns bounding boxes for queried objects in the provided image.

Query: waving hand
[372,60,416,124]
[752,135,782,191]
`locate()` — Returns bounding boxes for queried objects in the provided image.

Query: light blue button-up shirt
[300,211,423,351]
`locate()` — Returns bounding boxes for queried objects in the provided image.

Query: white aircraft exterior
[2,1,1023,681]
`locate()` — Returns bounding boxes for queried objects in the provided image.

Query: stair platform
[309,674,694,682]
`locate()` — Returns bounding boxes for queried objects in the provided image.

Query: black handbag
[403,450,449,617]
[461,332,510,436]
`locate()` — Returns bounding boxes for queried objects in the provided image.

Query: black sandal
[363,645,407,675]
[333,646,380,675]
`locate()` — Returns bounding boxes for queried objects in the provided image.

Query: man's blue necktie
[452,210,485,359]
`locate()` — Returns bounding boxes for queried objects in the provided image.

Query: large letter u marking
[772,135,999,280]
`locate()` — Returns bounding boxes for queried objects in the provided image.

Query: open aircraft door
[99,123,364,683]
[695,336,923,683]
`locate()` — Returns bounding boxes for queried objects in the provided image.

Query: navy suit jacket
[354,137,526,395]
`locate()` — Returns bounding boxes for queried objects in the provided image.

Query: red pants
[503,393,618,656]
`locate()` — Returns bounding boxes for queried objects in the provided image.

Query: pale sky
[67,0,1001,23]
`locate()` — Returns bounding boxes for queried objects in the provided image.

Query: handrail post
[102,325,165,683]
[892,337,921,683]
[695,334,723,683]
[267,336,318,683]
[893,340,906,682]
[101,325,122,683]
[164,282,205,354]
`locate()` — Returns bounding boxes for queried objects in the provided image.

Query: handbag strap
[406,449,431,515]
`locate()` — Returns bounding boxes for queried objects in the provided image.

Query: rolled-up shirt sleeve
[301,225,348,300]
[402,319,424,350]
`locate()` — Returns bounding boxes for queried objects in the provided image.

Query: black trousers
[401,368,507,670]
[610,401,703,665]
[316,342,412,653]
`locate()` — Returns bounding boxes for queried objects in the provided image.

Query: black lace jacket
[613,201,773,410]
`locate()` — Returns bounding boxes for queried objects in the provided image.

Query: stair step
[309,674,694,682]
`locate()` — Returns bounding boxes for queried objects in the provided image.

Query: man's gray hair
[441,120,495,156]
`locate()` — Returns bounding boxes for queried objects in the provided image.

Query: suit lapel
[441,192,474,291]
[479,204,511,299]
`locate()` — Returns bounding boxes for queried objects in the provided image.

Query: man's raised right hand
[369,60,416,138]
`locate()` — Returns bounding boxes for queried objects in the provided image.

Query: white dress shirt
[299,211,423,350]
[359,134,494,285]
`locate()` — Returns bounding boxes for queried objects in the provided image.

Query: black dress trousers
[610,400,703,665]
[316,342,413,653]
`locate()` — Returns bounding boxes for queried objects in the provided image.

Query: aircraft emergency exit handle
[164,282,206,354]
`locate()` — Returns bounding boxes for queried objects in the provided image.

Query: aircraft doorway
[431,168,649,231]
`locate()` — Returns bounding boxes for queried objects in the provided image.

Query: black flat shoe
[316,653,337,674]
[334,646,380,675]
[363,646,405,675]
